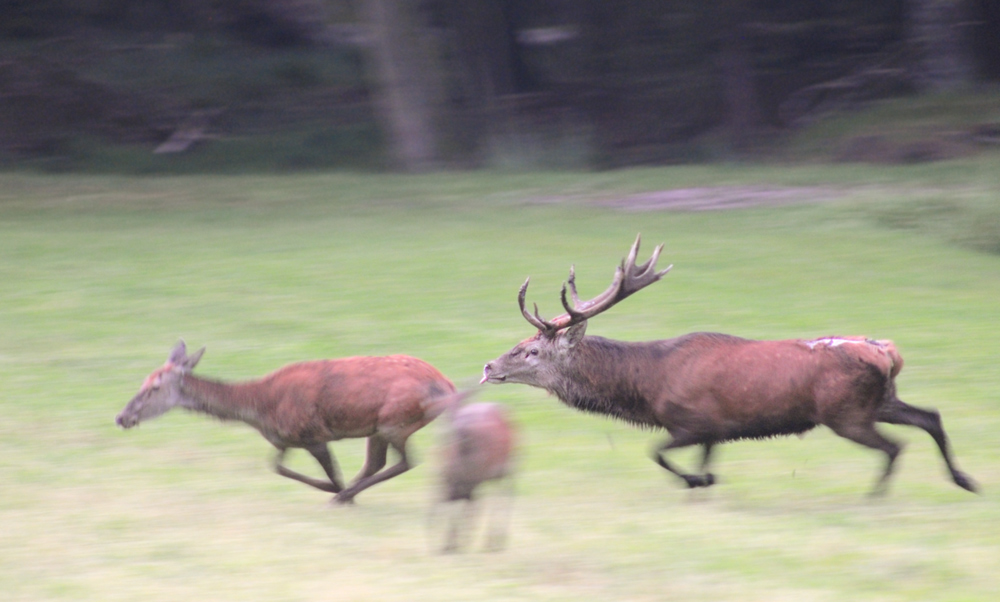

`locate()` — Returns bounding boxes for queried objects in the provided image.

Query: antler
[518,234,672,336]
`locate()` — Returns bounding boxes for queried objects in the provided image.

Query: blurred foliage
[0,0,998,170]
[870,195,1000,255]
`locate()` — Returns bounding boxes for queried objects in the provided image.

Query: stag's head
[116,340,204,429]
[481,235,671,390]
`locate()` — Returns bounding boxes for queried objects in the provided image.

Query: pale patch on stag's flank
[802,336,881,350]
[801,335,902,378]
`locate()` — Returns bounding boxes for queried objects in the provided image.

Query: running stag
[480,236,976,495]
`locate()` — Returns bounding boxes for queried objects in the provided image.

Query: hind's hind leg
[877,398,977,492]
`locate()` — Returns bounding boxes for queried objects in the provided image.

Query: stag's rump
[653,335,900,441]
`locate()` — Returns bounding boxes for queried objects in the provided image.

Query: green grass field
[2,159,999,601]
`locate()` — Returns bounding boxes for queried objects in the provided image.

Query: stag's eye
[528,348,539,356]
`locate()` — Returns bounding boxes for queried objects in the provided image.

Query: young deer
[481,235,977,496]
[116,341,458,504]
[433,401,516,553]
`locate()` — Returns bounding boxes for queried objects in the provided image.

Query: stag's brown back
[646,334,903,441]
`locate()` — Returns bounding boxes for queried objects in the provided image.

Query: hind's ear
[168,340,187,364]
[183,346,206,371]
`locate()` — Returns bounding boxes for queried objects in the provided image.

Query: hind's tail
[422,388,479,419]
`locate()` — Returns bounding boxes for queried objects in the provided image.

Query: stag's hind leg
[877,398,978,492]
[828,421,902,496]
[651,433,716,489]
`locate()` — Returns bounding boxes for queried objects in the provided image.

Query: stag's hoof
[954,471,979,493]
[682,474,715,489]
[866,482,890,498]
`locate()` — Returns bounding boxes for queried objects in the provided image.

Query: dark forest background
[2,0,999,171]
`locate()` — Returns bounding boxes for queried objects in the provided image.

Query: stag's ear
[182,346,206,371]
[168,340,188,364]
[558,321,587,350]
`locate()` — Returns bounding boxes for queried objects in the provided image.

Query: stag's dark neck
[180,374,265,429]
[547,336,673,428]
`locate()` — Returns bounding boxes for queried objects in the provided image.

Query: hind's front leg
[273,448,341,493]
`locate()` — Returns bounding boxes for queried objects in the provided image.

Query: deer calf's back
[443,403,515,501]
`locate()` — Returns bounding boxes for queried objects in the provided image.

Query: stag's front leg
[651,434,716,488]
[697,442,716,487]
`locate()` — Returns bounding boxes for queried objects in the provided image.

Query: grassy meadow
[1,159,999,601]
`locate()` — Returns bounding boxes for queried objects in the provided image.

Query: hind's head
[115,340,204,429]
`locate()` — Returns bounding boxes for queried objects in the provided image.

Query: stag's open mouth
[480,364,506,384]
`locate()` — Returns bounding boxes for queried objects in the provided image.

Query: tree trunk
[718,0,761,150]
[441,0,532,160]
[908,0,976,90]
[357,0,443,171]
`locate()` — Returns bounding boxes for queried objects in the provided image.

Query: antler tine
[631,241,659,278]
[517,235,671,336]
[566,265,581,305]
[559,281,586,321]
[624,233,641,275]
[624,242,671,291]
[562,265,625,312]
[518,278,557,333]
